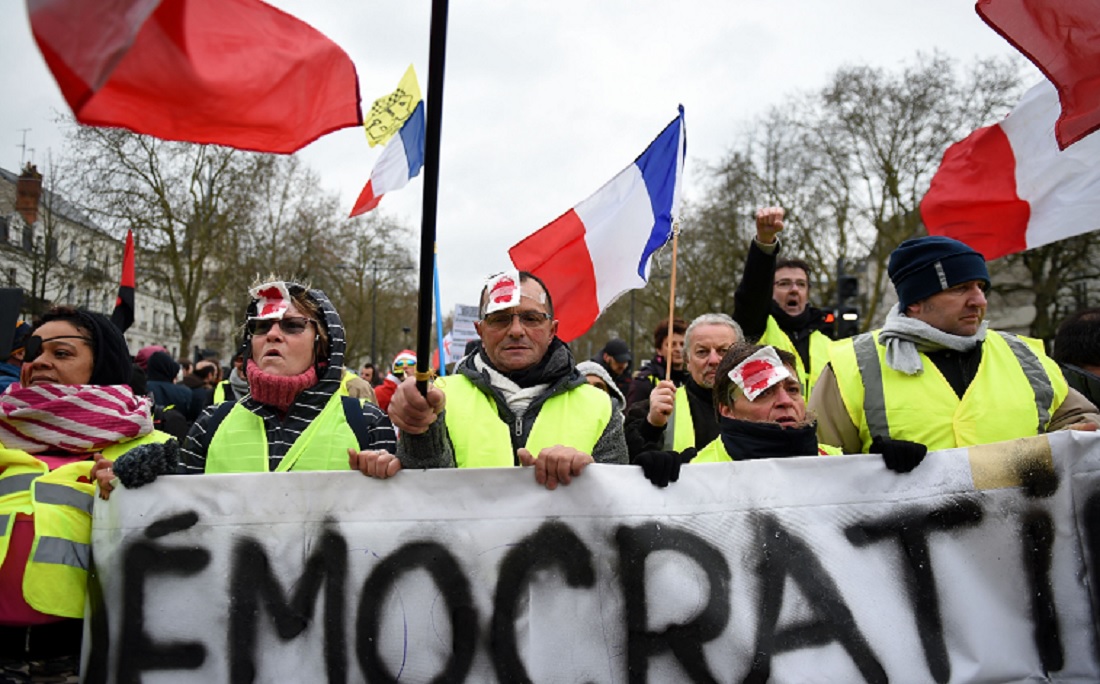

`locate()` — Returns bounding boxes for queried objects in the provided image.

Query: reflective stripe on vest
[662,386,696,451]
[0,472,38,498]
[693,436,839,462]
[834,330,1066,452]
[205,392,360,473]
[760,316,832,399]
[438,375,611,468]
[34,482,93,515]
[33,535,89,570]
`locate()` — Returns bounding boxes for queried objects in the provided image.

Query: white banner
[451,303,479,356]
[83,432,1100,683]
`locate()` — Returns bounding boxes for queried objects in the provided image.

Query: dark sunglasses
[247,317,316,336]
[23,335,93,363]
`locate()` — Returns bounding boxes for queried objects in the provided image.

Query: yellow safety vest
[693,436,841,463]
[828,330,1068,452]
[437,375,611,468]
[212,380,230,404]
[662,386,697,451]
[205,392,362,473]
[759,316,833,399]
[0,431,171,618]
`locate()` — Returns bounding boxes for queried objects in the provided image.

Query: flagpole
[414,0,449,396]
[433,246,446,377]
[665,221,680,380]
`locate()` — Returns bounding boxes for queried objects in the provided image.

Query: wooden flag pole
[414,0,449,396]
[665,220,681,380]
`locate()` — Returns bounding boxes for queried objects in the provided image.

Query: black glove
[636,447,697,488]
[871,435,927,474]
[112,439,180,489]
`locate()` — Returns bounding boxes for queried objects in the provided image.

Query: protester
[145,350,196,421]
[187,359,220,416]
[624,313,742,458]
[133,344,168,372]
[360,362,377,385]
[635,343,932,486]
[384,270,628,489]
[576,359,626,414]
[212,353,248,404]
[0,322,32,394]
[732,206,835,399]
[375,350,416,412]
[592,338,632,397]
[811,236,1100,454]
[625,317,687,407]
[635,343,845,486]
[1052,307,1100,406]
[180,279,396,474]
[0,307,170,680]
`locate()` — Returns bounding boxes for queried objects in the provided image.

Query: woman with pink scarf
[0,306,170,682]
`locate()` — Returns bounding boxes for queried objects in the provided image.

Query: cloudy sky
[4,1,1030,316]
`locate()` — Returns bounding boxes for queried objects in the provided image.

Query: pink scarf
[246,360,318,413]
[0,384,154,454]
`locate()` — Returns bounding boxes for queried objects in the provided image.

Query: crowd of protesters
[3,206,1100,680]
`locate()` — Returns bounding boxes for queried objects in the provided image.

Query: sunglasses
[394,359,416,368]
[247,317,316,336]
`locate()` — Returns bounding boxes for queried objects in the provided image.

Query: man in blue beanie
[809,235,1098,465]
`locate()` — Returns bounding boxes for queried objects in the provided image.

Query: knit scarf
[0,383,153,454]
[877,304,988,376]
[246,360,318,413]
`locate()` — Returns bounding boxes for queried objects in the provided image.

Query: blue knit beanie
[888,236,990,310]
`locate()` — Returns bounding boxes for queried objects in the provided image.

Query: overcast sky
[4,1,1029,316]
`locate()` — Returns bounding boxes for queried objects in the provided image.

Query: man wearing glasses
[732,206,836,399]
[382,270,628,489]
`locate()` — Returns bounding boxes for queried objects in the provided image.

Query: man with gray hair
[624,313,743,459]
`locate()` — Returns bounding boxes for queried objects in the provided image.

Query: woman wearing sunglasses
[180,279,397,474]
[0,306,171,681]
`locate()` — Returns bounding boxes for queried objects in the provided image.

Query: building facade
[0,164,187,358]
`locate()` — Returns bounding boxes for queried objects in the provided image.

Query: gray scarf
[229,366,250,398]
[878,304,988,375]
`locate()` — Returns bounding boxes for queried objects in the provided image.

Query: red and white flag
[977,0,1100,150]
[27,0,362,154]
[920,79,1100,260]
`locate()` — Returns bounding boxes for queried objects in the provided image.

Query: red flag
[28,0,363,154]
[111,230,136,332]
[977,0,1100,150]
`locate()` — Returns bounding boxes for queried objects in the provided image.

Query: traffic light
[834,274,861,339]
[836,305,860,338]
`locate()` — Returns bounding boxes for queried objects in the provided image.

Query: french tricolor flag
[920,80,1100,260]
[349,99,426,217]
[509,107,686,342]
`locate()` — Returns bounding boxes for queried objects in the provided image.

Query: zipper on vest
[515,416,522,437]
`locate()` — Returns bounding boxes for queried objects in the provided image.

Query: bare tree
[63,125,263,351]
[690,52,1026,329]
